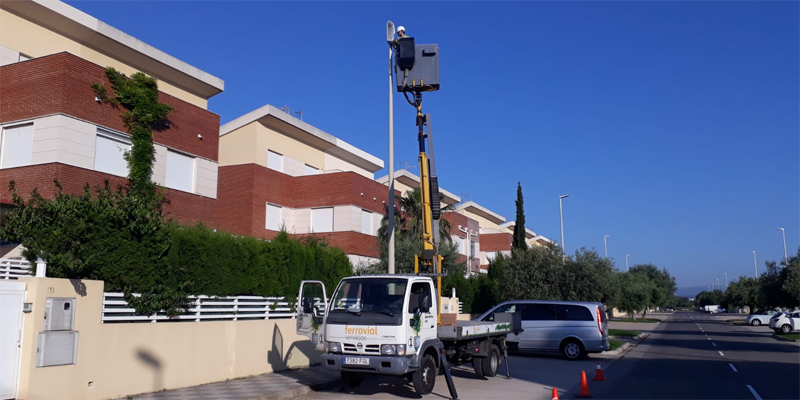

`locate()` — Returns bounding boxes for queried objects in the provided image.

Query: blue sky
[66,1,798,289]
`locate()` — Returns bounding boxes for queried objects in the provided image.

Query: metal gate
[0,281,25,400]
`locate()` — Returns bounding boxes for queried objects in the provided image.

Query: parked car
[746,309,779,326]
[476,300,610,360]
[769,312,800,334]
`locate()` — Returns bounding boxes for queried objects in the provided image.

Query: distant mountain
[676,286,707,298]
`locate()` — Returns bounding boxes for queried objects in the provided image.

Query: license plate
[344,357,369,366]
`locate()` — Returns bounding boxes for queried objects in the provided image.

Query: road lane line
[746,385,762,400]
[718,351,725,357]
[712,343,717,347]
[729,363,738,372]
[707,337,711,340]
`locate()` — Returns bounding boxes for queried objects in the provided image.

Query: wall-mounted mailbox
[36,331,79,367]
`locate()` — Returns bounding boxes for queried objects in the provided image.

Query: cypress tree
[513,182,528,250]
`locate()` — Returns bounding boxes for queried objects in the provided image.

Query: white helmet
[396,26,405,34]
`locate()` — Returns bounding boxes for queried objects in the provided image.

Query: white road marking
[718,351,725,357]
[746,385,762,400]
[707,337,711,340]
[729,363,738,372]
[712,343,717,347]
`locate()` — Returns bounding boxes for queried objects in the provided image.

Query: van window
[483,303,517,321]
[556,305,594,321]
[522,303,556,321]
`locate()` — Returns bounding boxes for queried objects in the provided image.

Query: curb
[603,332,650,356]
[249,378,341,400]
[773,335,800,344]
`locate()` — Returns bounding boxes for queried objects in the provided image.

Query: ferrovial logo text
[345,326,378,335]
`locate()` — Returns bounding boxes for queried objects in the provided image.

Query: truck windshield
[327,278,407,325]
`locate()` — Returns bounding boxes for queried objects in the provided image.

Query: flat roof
[375,169,461,205]
[453,201,506,225]
[220,104,384,173]
[2,0,224,98]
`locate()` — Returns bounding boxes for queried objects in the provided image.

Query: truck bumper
[320,354,413,375]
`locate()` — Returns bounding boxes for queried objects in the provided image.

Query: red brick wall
[442,212,469,238]
[0,52,220,161]
[216,164,399,257]
[0,163,214,226]
[480,232,513,252]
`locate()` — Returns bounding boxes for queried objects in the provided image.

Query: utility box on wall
[37,297,78,367]
[44,297,75,331]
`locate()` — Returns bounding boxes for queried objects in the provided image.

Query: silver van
[476,300,610,360]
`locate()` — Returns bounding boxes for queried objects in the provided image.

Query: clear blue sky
[66,1,798,289]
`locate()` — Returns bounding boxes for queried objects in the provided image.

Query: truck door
[407,281,437,352]
[296,280,328,351]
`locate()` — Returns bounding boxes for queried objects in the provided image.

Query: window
[94,133,130,177]
[470,241,476,259]
[165,150,194,192]
[522,303,557,321]
[266,203,282,230]
[485,252,498,262]
[408,282,433,313]
[1,124,33,168]
[361,210,372,235]
[555,305,594,321]
[267,150,283,172]
[304,164,319,175]
[311,207,333,233]
[459,237,467,255]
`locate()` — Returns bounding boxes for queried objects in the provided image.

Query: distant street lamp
[625,254,631,272]
[724,273,728,291]
[778,228,788,265]
[712,282,715,291]
[604,235,611,259]
[559,195,569,260]
[716,278,720,291]
[751,250,758,278]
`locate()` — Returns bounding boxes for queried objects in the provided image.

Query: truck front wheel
[413,354,437,395]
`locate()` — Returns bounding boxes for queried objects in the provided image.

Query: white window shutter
[94,134,130,177]
[165,150,194,192]
[268,150,283,172]
[311,208,333,233]
[1,124,34,168]
[266,204,282,230]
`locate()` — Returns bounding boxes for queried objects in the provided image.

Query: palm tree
[377,187,454,247]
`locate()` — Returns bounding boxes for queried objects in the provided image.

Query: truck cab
[297,276,444,394]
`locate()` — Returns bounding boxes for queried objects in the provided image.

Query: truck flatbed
[437,318,521,341]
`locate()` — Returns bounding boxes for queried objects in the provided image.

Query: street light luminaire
[559,195,569,260]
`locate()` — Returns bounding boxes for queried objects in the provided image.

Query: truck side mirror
[302,297,314,314]
[419,294,430,313]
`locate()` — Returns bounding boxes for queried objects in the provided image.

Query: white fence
[102,292,297,323]
[0,258,32,280]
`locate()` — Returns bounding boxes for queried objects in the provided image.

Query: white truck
[296,276,522,396]
[705,305,720,314]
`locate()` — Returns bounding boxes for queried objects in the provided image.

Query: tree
[512,182,527,251]
[500,245,563,302]
[560,248,618,305]
[723,277,761,311]
[614,272,653,320]
[629,264,677,314]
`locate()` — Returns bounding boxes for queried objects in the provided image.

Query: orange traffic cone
[593,362,606,381]
[577,370,593,398]
[551,387,560,400]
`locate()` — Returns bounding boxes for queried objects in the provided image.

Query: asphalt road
[585,311,800,400]
[296,312,798,400]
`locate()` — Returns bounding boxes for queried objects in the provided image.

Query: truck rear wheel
[413,354,437,395]
[473,356,485,378]
[482,344,500,377]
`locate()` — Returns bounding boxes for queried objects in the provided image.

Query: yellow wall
[17,277,320,400]
[219,122,259,166]
[257,124,325,170]
[0,10,207,108]
[457,210,502,231]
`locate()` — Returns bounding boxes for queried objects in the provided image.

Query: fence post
[195,298,202,322]
[35,258,47,277]
[233,298,238,321]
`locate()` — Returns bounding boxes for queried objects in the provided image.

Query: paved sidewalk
[124,367,340,400]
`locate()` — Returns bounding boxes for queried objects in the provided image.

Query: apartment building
[215,105,391,268]
[0,0,224,227]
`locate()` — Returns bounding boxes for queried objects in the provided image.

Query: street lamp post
[559,195,569,260]
[716,278,720,291]
[778,228,788,265]
[625,254,630,272]
[724,273,728,290]
[603,235,611,259]
[386,21,396,275]
[751,250,758,278]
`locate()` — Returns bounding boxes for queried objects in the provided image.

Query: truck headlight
[327,342,342,353]
[381,344,406,356]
